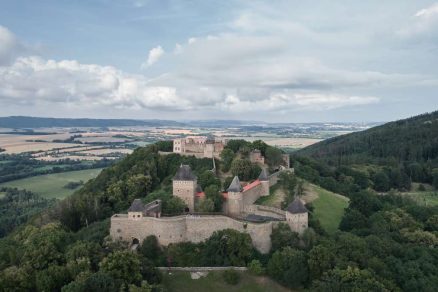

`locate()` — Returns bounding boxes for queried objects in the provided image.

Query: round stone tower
[285,197,308,234]
[226,176,243,216]
[258,168,270,197]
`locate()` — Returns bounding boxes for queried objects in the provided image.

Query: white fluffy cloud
[0,25,21,66]
[142,45,164,68]
[397,3,438,38]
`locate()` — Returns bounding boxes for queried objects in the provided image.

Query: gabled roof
[227,176,243,192]
[196,184,203,193]
[128,199,145,212]
[173,164,197,181]
[258,168,269,181]
[287,197,308,214]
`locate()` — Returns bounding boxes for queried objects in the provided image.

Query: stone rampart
[243,204,286,220]
[110,214,277,253]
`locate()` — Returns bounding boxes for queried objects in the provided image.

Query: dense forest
[0,154,113,183]
[0,116,437,291]
[299,111,438,166]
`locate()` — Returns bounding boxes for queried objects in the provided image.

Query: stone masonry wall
[110,214,276,254]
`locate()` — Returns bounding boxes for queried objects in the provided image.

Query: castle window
[117,229,121,233]
[137,215,140,217]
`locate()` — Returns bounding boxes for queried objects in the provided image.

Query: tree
[279,171,297,199]
[202,229,253,266]
[204,185,223,211]
[138,236,163,266]
[99,251,142,286]
[83,271,117,292]
[225,140,250,153]
[247,259,264,275]
[230,159,260,181]
[267,247,308,288]
[126,174,153,199]
[220,148,235,172]
[198,171,221,190]
[433,168,438,190]
[198,198,215,212]
[373,171,390,192]
[36,265,71,292]
[265,146,283,167]
[312,266,389,292]
[270,223,300,252]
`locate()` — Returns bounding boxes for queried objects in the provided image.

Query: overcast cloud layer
[0,0,437,122]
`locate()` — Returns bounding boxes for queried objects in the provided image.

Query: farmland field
[0,168,103,199]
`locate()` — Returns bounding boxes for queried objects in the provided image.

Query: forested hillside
[299,111,438,166]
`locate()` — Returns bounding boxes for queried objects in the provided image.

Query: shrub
[223,269,240,285]
[247,259,264,275]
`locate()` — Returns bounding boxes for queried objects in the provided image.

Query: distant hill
[298,110,438,166]
[0,116,185,128]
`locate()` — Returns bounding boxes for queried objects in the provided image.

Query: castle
[172,136,226,158]
[110,161,308,254]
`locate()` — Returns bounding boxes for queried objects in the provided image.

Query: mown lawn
[0,168,103,199]
[310,184,349,234]
[161,271,291,292]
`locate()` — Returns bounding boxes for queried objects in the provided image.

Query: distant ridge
[297,110,438,166]
[0,116,185,128]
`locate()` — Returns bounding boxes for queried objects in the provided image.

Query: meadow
[0,168,103,199]
[161,271,291,292]
[308,184,349,234]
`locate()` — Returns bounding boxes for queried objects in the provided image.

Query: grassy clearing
[0,168,103,199]
[161,271,291,292]
[403,191,438,206]
[0,192,5,198]
[255,185,284,208]
[308,184,349,234]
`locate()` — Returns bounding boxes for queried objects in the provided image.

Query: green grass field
[404,191,438,207]
[161,271,291,292]
[309,184,349,234]
[0,168,103,199]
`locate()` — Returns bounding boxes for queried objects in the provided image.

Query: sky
[0,0,437,123]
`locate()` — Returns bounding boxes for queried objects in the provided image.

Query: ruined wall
[110,214,277,253]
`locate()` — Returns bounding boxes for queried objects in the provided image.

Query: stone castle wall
[243,204,286,220]
[110,214,276,253]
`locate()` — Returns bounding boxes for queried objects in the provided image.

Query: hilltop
[298,110,438,167]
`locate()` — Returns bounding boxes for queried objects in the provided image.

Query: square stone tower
[172,165,197,212]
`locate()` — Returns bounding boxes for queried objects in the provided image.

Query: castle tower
[285,197,308,234]
[172,165,197,212]
[226,176,243,216]
[258,168,270,197]
[128,199,145,220]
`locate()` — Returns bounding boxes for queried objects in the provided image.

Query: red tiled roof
[242,179,261,192]
[196,192,205,199]
[221,192,228,199]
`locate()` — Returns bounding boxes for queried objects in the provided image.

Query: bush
[418,184,426,191]
[222,269,240,285]
[247,259,264,275]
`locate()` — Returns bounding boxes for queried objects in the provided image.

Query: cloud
[0,25,22,66]
[141,45,164,68]
[397,3,438,38]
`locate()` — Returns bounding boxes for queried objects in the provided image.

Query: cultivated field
[0,168,103,199]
